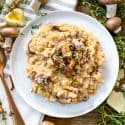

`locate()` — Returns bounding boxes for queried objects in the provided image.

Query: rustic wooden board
[43,110,100,125]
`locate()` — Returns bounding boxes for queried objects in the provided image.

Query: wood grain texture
[43,110,100,125]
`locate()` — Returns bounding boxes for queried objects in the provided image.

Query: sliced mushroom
[98,0,121,18]
[105,17,122,33]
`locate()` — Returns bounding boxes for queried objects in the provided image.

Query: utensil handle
[1,75,25,125]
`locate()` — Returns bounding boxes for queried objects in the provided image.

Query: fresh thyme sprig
[114,36,125,68]
[117,2,125,20]
[97,103,125,125]
[79,0,107,24]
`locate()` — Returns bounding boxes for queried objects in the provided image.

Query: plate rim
[10,10,119,118]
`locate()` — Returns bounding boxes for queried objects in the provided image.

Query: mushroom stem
[114,26,122,34]
[106,4,117,18]
[3,37,13,53]
[30,0,41,11]
[0,22,7,28]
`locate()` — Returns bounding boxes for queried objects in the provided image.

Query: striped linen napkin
[0,0,77,125]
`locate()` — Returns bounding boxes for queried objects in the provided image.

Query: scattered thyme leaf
[9,111,14,117]
[20,32,24,35]
[114,36,125,68]
[117,2,125,20]
[69,78,76,85]
[54,50,60,56]
[2,111,7,121]
[39,13,47,16]
[31,30,34,35]
[32,24,41,29]
[98,103,125,125]
[21,0,28,4]
[0,101,2,106]
[76,66,81,73]
[80,0,106,24]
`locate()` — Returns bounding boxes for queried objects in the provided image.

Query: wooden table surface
[42,110,100,125]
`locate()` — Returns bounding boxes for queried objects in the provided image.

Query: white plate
[10,11,119,118]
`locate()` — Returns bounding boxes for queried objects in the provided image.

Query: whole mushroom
[98,0,121,18]
[105,16,122,33]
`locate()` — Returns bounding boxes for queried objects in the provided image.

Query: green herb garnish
[31,30,34,35]
[32,24,41,29]
[69,77,76,85]
[98,103,125,125]
[0,101,2,106]
[54,51,59,56]
[117,2,125,20]
[79,0,107,24]
[21,0,28,4]
[9,111,14,117]
[39,13,47,16]
[114,36,125,68]
[20,32,24,35]
[76,66,81,73]
[2,111,7,121]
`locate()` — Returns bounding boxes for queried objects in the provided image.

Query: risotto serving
[26,23,105,104]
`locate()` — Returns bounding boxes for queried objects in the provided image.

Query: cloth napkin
[0,0,77,125]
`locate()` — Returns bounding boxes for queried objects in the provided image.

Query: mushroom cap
[98,0,121,5]
[105,17,122,31]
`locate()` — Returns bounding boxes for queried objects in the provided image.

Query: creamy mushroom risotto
[26,23,105,104]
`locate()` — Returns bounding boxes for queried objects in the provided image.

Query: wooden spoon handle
[1,75,25,125]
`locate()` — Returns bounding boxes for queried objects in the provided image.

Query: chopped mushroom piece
[105,17,122,33]
[98,0,121,18]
